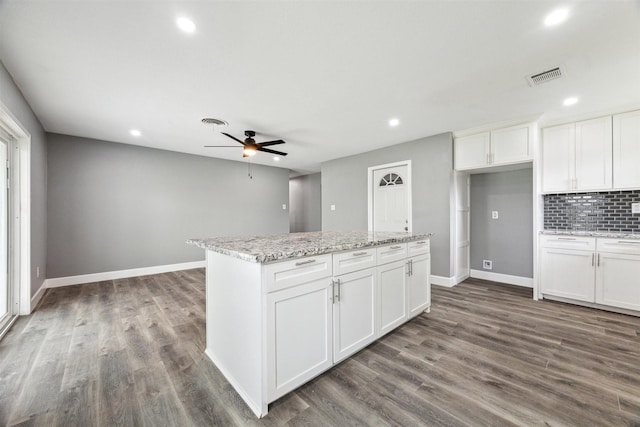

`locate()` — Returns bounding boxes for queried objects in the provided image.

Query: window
[379,173,403,187]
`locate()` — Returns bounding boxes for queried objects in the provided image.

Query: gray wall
[289,173,321,232]
[47,134,289,278]
[470,168,533,278]
[0,60,48,297]
[321,133,453,277]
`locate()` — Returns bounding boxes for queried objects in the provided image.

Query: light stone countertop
[187,230,432,263]
[540,230,640,239]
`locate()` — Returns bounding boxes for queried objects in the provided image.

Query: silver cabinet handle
[558,237,576,241]
[406,261,411,276]
[616,241,640,245]
[390,245,403,250]
[353,251,368,256]
[335,279,341,302]
[591,253,595,266]
[295,259,316,266]
[597,253,600,267]
[416,241,427,245]
[410,259,413,276]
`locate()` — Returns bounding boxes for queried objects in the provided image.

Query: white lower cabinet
[267,278,333,401]
[333,267,377,363]
[540,247,595,302]
[377,260,407,336]
[540,235,640,312]
[267,242,431,404]
[408,253,431,317]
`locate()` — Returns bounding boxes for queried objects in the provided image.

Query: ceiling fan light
[243,148,257,156]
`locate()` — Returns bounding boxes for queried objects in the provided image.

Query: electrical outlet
[330,204,336,211]
[483,260,493,270]
[491,211,499,219]
[282,204,287,210]
[632,203,640,214]
[36,266,40,278]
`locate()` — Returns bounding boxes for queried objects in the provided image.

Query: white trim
[470,269,533,288]
[44,260,206,288]
[367,160,412,233]
[430,274,457,287]
[0,100,31,316]
[30,281,47,310]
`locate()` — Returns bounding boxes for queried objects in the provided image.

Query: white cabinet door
[455,132,490,170]
[333,268,376,363]
[613,110,640,189]
[542,124,575,192]
[267,278,333,401]
[575,116,612,191]
[540,248,595,302]
[377,260,407,336]
[596,252,640,311]
[491,124,531,165]
[408,254,431,318]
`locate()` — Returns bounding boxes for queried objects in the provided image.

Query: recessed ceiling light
[563,97,578,106]
[545,8,569,26]
[389,118,400,127]
[130,129,141,137]
[273,156,280,162]
[177,16,196,33]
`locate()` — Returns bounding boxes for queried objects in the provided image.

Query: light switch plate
[282,204,287,210]
[330,205,336,211]
[632,203,640,214]
[491,211,499,219]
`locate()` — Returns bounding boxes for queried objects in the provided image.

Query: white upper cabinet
[575,116,612,191]
[542,124,574,193]
[454,132,490,170]
[491,125,531,165]
[542,116,612,192]
[454,124,532,171]
[613,110,640,189]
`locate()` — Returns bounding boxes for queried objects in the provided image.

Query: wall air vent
[526,66,564,87]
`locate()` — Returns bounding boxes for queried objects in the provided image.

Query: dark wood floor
[1,270,639,426]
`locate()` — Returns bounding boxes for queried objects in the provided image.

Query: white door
[370,162,411,232]
[0,139,8,329]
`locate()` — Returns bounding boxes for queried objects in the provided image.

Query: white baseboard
[44,260,206,288]
[430,275,456,287]
[470,269,533,288]
[30,281,47,312]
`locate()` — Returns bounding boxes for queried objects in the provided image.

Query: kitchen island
[187,231,432,417]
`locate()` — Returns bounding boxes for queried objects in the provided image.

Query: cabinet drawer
[264,254,333,293]
[333,248,376,276]
[407,240,430,257]
[596,238,640,255]
[540,235,595,251]
[376,243,408,264]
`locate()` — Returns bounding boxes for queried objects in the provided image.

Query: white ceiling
[1,1,639,175]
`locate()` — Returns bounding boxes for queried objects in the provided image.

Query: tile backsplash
[544,190,640,232]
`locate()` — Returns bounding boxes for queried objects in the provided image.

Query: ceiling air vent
[526,66,564,87]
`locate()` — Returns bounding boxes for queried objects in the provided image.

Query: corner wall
[321,133,453,277]
[47,133,290,278]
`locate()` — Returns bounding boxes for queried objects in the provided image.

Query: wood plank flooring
[1,271,639,426]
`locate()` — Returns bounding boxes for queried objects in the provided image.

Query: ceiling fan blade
[257,147,288,156]
[204,145,240,148]
[221,132,246,145]
[258,140,286,147]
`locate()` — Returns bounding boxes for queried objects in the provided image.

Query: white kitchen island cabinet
[188,231,432,418]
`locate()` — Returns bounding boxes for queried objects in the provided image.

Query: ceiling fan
[205,130,288,158]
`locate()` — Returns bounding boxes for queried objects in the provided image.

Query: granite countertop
[187,231,432,263]
[540,230,640,239]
